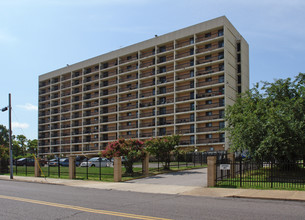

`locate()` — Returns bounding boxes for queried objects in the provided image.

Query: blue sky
[0,0,304,140]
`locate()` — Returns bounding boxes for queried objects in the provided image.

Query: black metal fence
[216,159,305,189]
[152,151,227,171]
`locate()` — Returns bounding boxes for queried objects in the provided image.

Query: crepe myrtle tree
[145,135,180,170]
[101,138,146,174]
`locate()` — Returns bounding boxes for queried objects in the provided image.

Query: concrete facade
[38,16,249,156]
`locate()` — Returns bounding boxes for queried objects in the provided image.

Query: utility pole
[8,93,13,179]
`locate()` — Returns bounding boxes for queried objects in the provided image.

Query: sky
[0,0,304,140]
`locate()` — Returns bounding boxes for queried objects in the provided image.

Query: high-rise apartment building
[38,16,249,156]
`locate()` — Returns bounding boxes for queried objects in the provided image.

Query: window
[218,52,224,59]
[237,64,241,73]
[103,90,108,95]
[190,81,194,88]
[103,63,108,69]
[127,131,131,135]
[127,65,131,70]
[206,89,212,93]
[190,70,194,77]
[159,76,166,83]
[206,134,213,139]
[237,43,241,52]
[190,37,194,44]
[206,77,212,82]
[219,121,225,129]
[159,66,166,73]
[190,135,195,144]
[190,103,195,111]
[205,55,212,60]
[238,75,241,84]
[190,92,194,99]
[237,54,241,62]
[127,103,131,107]
[159,56,166,63]
[159,127,166,136]
[127,56,132,60]
[159,46,166,53]
[206,123,212,127]
[103,134,108,140]
[127,122,131,126]
[190,125,195,133]
[219,87,224,94]
[190,48,194,55]
[238,86,242,94]
[206,111,212,116]
[219,64,224,71]
[205,32,211,38]
[219,75,224,83]
[218,41,224,48]
[220,133,225,142]
[103,125,108,131]
[159,97,166,104]
[103,72,108,78]
[159,87,166,94]
[127,74,131,79]
[103,99,108,104]
[159,117,166,125]
[190,59,194,66]
[219,98,225,106]
[127,112,132,116]
[103,81,108,86]
[206,100,212,105]
[103,107,108,113]
[190,113,195,122]
[219,110,225,118]
[127,93,132,97]
[127,84,131,89]
[205,44,212,49]
[159,107,166,115]
[218,29,224,36]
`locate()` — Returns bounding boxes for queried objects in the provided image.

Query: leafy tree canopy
[226,73,305,162]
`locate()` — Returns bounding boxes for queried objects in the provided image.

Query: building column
[114,157,122,182]
[69,155,76,179]
[207,156,217,187]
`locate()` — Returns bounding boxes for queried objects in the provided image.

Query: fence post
[34,158,41,177]
[69,155,76,179]
[142,153,149,176]
[239,157,242,187]
[207,156,217,187]
[227,153,235,178]
[114,157,122,182]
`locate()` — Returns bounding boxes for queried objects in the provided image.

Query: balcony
[196,126,219,133]
[119,94,138,102]
[197,102,224,110]
[157,66,174,74]
[140,112,155,118]
[196,91,224,99]
[157,120,174,126]
[140,60,155,68]
[119,85,138,92]
[176,106,194,113]
[120,55,138,65]
[119,66,138,74]
[157,45,174,53]
[157,131,174,136]
[140,102,155,108]
[157,109,174,115]
[119,75,138,83]
[157,55,174,64]
[140,50,155,59]
[176,118,194,124]
[140,81,155,88]
[140,90,154,98]
[140,122,155,128]
[119,104,138,111]
[196,43,223,54]
[157,98,174,105]
[196,78,224,88]
[158,87,174,95]
[140,70,155,78]
[175,50,194,59]
[119,115,138,120]
[197,114,222,121]
[176,95,194,102]
[176,128,194,134]
[176,84,194,91]
[197,138,224,144]
[196,54,222,66]
[196,66,223,76]
[196,32,221,43]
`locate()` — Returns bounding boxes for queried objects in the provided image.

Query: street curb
[227,195,305,202]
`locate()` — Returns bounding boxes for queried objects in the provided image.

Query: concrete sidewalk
[1,175,305,202]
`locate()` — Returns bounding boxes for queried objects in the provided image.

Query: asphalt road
[0,180,305,220]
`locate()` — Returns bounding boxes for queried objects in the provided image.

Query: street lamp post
[2,93,13,179]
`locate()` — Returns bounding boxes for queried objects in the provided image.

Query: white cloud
[17,103,38,111]
[12,122,29,129]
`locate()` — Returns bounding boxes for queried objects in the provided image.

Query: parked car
[48,158,59,167]
[59,158,69,167]
[16,158,35,166]
[80,157,110,167]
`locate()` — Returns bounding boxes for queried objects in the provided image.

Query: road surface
[0,180,304,220]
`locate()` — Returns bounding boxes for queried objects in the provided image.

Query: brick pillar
[142,153,149,176]
[34,158,41,177]
[227,153,235,178]
[207,156,217,187]
[69,155,76,179]
[114,157,122,182]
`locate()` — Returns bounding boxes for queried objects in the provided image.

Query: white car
[80,157,110,167]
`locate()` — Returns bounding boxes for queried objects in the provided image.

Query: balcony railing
[197,138,224,144]
[196,32,221,43]
[196,43,223,54]
[119,115,138,120]
[176,95,194,102]
[140,102,155,108]
[175,50,193,59]
[176,128,194,134]
[119,94,138,102]
[157,66,174,74]
[119,85,138,92]
[196,66,224,76]
[157,120,174,126]
[140,122,155,128]
[176,106,194,113]
[119,124,138,130]
[140,112,155,118]
[197,102,224,110]
[119,75,138,83]
[140,60,155,68]
[140,50,155,59]
[196,91,224,99]
[140,81,155,88]
[196,78,224,88]
[157,109,174,115]
[196,126,220,133]
[176,84,194,91]
[119,104,138,111]
[157,131,174,136]
[196,114,222,121]
[140,70,155,78]
[140,132,155,138]
[176,118,194,124]
[196,54,222,65]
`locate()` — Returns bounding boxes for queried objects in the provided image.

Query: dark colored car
[16,158,35,166]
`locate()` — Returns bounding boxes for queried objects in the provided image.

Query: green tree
[0,145,9,173]
[0,125,9,147]
[101,138,146,174]
[145,135,180,170]
[16,135,27,156]
[226,73,305,163]
[27,139,38,155]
